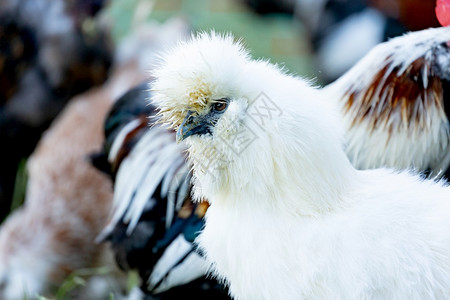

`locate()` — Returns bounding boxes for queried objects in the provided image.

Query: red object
[436,0,450,26]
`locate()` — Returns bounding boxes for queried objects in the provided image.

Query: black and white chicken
[296,0,442,82]
[93,83,230,299]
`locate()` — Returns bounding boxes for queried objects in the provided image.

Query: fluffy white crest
[152,31,353,214]
[151,31,251,127]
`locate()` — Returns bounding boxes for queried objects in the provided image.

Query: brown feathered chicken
[0,60,145,299]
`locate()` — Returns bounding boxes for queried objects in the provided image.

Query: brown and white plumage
[324,26,450,176]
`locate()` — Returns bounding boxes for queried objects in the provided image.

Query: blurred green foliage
[107,0,314,76]
[11,159,27,212]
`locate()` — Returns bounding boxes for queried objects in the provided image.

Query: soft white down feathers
[151,32,450,300]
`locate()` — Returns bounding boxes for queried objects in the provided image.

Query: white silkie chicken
[151,32,450,299]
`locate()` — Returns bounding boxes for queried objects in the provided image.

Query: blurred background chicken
[326,25,450,178]
[302,0,442,82]
[0,0,112,222]
[242,0,443,83]
[0,64,128,299]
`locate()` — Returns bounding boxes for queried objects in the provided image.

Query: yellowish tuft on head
[150,31,251,129]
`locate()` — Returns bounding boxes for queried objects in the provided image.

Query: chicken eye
[213,100,227,112]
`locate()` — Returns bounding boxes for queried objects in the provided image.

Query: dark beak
[176,111,209,142]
